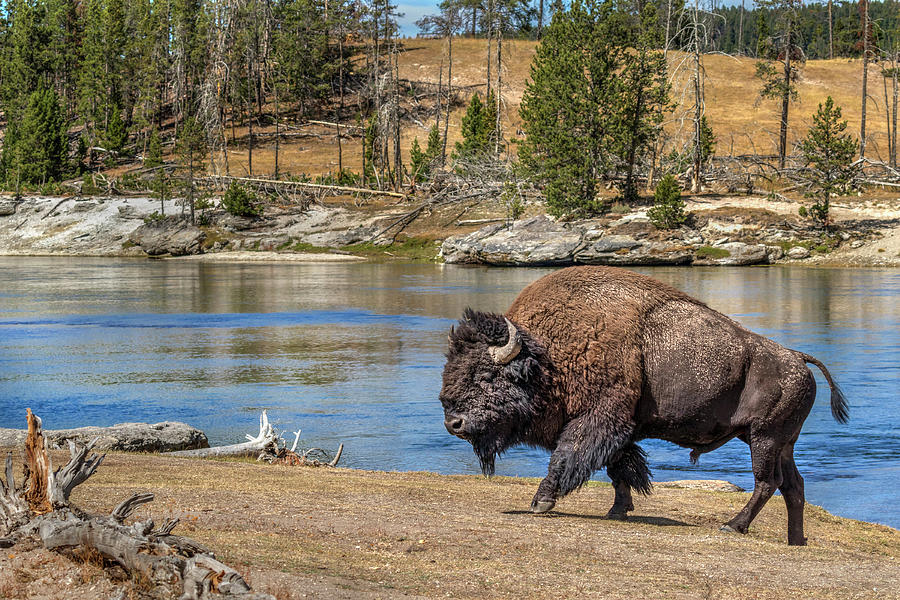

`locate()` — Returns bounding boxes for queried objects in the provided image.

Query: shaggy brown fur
[440,266,848,546]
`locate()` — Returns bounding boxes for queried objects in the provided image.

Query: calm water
[0,257,898,528]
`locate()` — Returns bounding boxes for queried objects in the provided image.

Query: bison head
[439,309,548,475]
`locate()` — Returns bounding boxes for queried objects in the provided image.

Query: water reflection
[0,258,897,527]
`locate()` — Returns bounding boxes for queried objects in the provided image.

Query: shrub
[647,174,686,229]
[222,182,262,218]
[695,245,731,259]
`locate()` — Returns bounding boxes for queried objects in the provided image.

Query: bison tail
[799,352,849,424]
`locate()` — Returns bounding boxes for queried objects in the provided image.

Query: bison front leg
[531,414,634,514]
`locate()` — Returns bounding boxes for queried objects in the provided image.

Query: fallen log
[165,411,278,458]
[1,409,274,600]
[165,412,344,467]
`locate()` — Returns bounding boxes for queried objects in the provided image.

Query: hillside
[207,38,889,181]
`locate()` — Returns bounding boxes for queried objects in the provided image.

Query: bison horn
[489,318,521,365]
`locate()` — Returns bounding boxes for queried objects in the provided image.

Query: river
[0,257,897,528]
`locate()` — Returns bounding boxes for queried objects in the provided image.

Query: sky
[396,0,442,37]
[394,0,754,37]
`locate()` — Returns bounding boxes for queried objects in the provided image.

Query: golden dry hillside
[225,38,879,179]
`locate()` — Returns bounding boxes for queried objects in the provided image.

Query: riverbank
[0,452,896,599]
[2,192,899,267]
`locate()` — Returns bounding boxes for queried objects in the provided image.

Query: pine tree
[177,116,206,224]
[409,138,426,183]
[798,97,858,227]
[8,85,69,184]
[618,2,669,204]
[699,116,716,163]
[518,0,628,216]
[454,93,497,160]
[647,174,686,230]
[755,0,803,169]
[425,124,442,164]
[77,0,108,162]
[104,106,128,155]
[145,128,168,216]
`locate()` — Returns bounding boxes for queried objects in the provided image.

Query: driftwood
[1,409,274,600]
[166,412,344,468]
[166,412,278,459]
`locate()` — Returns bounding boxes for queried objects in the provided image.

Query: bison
[440,266,848,546]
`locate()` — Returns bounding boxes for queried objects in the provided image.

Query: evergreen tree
[798,97,858,227]
[647,174,686,229]
[699,115,716,163]
[425,124,443,164]
[176,116,206,224]
[409,137,426,183]
[104,106,128,155]
[518,0,628,216]
[755,0,803,169]
[145,128,169,216]
[77,0,108,161]
[618,2,669,204]
[454,93,490,159]
[4,85,69,184]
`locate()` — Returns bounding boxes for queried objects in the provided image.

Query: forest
[0,0,888,221]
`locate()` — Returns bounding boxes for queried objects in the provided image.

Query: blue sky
[396,0,441,37]
[396,0,753,37]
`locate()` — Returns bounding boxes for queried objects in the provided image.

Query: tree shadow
[501,510,692,527]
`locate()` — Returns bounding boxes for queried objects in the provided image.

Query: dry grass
[144,39,889,181]
[47,451,900,600]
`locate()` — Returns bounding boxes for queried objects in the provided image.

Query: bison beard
[440,266,849,546]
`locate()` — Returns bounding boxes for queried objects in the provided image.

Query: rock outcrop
[129,217,206,256]
[0,421,209,452]
[441,216,772,267]
[574,235,694,265]
[440,215,583,265]
[0,200,17,216]
[692,242,770,266]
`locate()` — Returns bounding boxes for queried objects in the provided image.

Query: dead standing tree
[665,0,721,192]
[0,409,275,600]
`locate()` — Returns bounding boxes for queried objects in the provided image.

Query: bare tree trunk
[189,151,195,225]
[691,1,703,193]
[495,22,502,156]
[337,21,345,176]
[443,34,453,165]
[436,50,444,130]
[537,0,544,39]
[274,82,280,179]
[394,46,402,193]
[665,0,673,57]
[828,0,834,60]
[248,100,254,176]
[738,0,745,55]
[485,0,493,97]
[892,55,898,168]
[778,17,792,170]
[884,70,892,163]
[860,0,869,158]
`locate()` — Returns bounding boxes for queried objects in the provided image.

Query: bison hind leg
[608,442,652,495]
[605,443,651,519]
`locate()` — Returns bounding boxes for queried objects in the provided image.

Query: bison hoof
[606,510,629,521]
[531,499,556,514]
[719,524,746,535]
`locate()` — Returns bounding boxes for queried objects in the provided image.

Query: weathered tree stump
[0,409,274,600]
